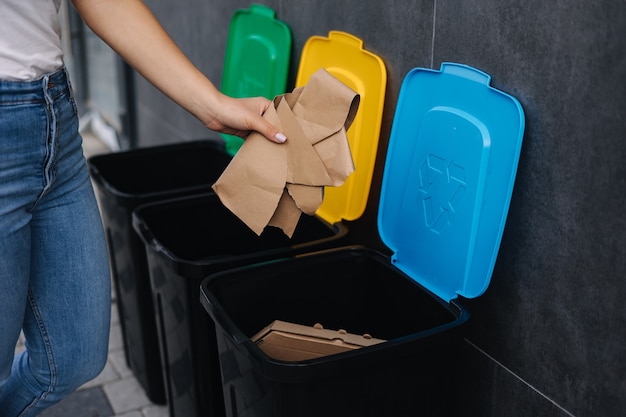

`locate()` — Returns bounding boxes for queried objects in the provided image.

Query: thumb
[254,117,287,144]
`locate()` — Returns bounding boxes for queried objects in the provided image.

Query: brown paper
[212,69,360,237]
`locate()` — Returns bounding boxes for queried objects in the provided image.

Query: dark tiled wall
[133,1,626,416]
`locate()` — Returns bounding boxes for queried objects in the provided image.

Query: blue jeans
[0,68,111,417]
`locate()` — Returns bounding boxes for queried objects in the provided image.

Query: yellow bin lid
[295,31,387,224]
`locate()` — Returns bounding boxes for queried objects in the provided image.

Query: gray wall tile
[435,1,626,416]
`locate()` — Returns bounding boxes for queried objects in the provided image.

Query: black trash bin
[200,247,468,417]
[87,139,232,403]
[132,191,351,417]
[199,63,526,417]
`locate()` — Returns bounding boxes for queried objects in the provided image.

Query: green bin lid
[220,4,292,155]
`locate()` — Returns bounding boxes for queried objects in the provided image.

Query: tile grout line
[430,0,437,69]
[465,339,577,417]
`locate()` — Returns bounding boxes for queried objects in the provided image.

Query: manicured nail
[275,132,287,143]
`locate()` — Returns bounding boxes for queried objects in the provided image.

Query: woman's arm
[71,0,286,143]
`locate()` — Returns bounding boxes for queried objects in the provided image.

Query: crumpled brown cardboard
[212,68,360,237]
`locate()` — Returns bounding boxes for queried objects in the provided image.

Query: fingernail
[275,132,287,143]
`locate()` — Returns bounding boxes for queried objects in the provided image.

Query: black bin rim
[86,139,229,200]
[132,192,349,277]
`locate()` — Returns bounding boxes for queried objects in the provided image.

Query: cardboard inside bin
[252,320,385,361]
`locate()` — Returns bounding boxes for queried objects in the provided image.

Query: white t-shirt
[0,0,64,81]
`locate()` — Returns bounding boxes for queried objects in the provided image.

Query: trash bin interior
[135,193,342,268]
[203,247,463,354]
[89,140,231,196]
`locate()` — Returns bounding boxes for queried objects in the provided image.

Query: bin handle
[200,286,250,345]
[87,165,105,187]
[132,212,159,249]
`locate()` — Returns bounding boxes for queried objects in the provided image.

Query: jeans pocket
[68,96,78,116]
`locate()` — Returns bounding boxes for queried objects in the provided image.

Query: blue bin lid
[378,63,525,302]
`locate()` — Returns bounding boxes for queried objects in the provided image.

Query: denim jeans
[0,68,111,417]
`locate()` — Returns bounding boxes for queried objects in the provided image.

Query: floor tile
[82,359,122,390]
[109,320,125,352]
[141,405,170,417]
[13,332,25,356]
[103,376,153,414]
[39,386,114,417]
[109,349,134,379]
[113,412,143,417]
[111,300,120,325]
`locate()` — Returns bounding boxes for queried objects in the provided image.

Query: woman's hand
[200,94,286,143]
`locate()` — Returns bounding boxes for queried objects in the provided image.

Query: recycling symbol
[418,154,467,234]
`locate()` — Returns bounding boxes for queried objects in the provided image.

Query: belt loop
[63,66,75,101]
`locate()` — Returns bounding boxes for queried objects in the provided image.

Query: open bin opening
[90,140,231,197]
[134,193,343,274]
[207,248,461,344]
